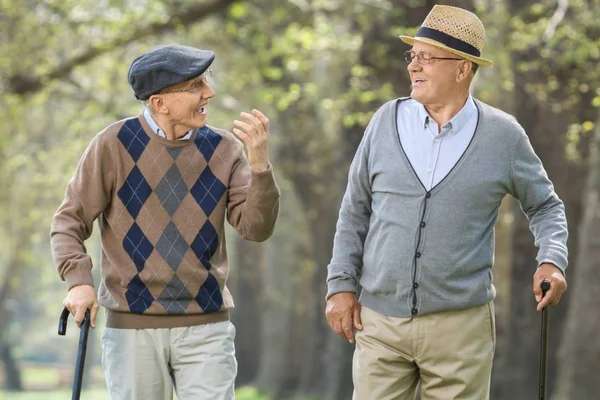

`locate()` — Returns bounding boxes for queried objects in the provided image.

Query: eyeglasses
[161,69,212,94]
[404,51,463,65]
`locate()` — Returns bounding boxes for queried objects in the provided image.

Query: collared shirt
[397,96,478,190]
[143,108,193,141]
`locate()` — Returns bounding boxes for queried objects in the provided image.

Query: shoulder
[84,117,140,154]
[474,99,525,138]
[95,117,143,145]
[374,97,412,115]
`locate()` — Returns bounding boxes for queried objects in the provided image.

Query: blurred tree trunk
[298,199,342,397]
[230,238,265,386]
[555,120,600,398]
[255,177,309,398]
[497,1,596,398]
[0,242,26,391]
[0,344,22,391]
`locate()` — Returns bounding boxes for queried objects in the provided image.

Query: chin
[411,91,433,106]
[410,90,423,103]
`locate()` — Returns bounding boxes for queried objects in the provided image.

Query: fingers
[353,303,363,331]
[238,112,264,135]
[251,109,269,129]
[63,285,98,329]
[331,319,347,341]
[342,315,355,343]
[535,281,566,311]
[74,306,85,328]
[233,119,253,132]
[537,294,551,311]
[90,302,99,329]
[325,293,362,343]
[533,278,543,302]
[234,110,269,138]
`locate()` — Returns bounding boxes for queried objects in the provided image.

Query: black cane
[539,280,550,400]
[58,307,91,400]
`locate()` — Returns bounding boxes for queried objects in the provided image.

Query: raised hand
[233,109,270,172]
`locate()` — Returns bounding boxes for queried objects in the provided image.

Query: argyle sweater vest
[51,115,280,328]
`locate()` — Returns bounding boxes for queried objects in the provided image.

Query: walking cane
[58,307,91,400]
[539,280,550,400]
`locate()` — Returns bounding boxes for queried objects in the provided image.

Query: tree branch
[5,0,240,95]
[543,0,569,43]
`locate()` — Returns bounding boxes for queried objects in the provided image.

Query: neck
[152,113,191,141]
[424,91,469,130]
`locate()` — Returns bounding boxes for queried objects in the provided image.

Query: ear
[148,94,169,114]
[456,60,473,83]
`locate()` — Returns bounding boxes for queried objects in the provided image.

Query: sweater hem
[106,309,229,329]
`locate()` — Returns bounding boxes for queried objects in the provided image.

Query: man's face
[159,70,216,131]
[407,42,464,106]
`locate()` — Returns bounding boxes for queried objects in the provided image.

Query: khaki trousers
[101,320,237,400]
[353,303,495,400]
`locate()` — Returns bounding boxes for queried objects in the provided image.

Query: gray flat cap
[128,44,215,100]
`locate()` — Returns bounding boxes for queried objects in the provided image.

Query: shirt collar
[417,95,477,134]
[447,95,476,134]
[143,108,193,141]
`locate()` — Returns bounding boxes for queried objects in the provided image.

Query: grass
[0,389,108,400]
[0,364,270,399]
[0,386,269,400]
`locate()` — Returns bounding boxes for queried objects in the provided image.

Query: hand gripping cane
[58,307,91,400]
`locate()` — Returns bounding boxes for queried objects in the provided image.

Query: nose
[407,56,421,73]
[202,83,216,99]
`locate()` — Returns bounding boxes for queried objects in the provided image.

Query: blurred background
[0,0,599,399]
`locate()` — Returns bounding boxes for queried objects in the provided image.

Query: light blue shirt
[143,108,193,141]
[397,96,478,190]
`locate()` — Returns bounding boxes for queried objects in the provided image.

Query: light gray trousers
[101,320,237,400]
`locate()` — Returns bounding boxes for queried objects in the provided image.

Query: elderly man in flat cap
[325,5,568,399]
[51,44,280,399]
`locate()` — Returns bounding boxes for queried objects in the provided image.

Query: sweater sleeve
[226,140,280,242]
[326,118,375,300]
[510,128,568,273]
[50,133,115,289]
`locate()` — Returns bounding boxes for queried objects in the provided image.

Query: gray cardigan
[326,98,568,317]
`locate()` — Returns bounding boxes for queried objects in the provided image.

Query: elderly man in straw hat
[51,44,280,399]
[325,5,568,399]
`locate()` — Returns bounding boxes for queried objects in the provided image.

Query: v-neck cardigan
[326,98,568,317]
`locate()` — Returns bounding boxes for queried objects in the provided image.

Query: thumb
[533,280,542,302]
[353,303,363,331]
[90,303,99,329]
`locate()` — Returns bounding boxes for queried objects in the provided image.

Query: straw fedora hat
[400,5,493,67]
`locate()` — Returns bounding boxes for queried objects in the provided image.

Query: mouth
[413,79,426,86]
[195,104,208,115]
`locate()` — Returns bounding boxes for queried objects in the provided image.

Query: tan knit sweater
[51,115,280,328]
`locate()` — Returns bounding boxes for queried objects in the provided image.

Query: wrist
[250,162,269,173]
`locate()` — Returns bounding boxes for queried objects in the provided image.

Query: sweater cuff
[326,278,358,301]
[64,267,95,291]
[249,163,278,195]
[537,251,567,276]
